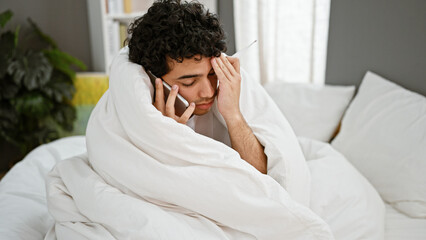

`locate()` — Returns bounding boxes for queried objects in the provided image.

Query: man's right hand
[153,78,195,124]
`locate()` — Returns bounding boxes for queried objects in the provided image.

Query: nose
[198,76,215,99]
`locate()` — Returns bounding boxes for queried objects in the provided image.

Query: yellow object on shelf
[123,0,132,13]
[60,72,109,136]
[72,72,109,106]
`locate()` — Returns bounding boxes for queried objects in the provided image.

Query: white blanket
[45,47,333,239]
[300,137,385,240]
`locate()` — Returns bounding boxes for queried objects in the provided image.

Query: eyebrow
[176,68,214,80]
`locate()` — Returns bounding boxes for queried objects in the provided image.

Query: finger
[154,78,165,113]
[220,54,237,77]
[225,56,240,75]
[216,57,233,81]
[165,84,178,116]
[211,58,228,84]
[178,102,195,124]
[224,56,239,75]
[212,58,229,87]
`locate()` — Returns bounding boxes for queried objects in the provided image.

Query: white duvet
[0,136,385,240]
[0,48,385,240]
[45,47,333,239]
[0,136,385,239]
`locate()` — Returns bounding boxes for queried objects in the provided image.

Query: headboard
[325,0,426,96]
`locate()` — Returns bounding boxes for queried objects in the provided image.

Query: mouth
[196,99,214,110]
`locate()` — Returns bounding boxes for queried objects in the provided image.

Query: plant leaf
[7,51,53,90]
[32,127,59,146]
[44,49,87,79]
[11,92,53,117]
[0,31,15,78]
[14,25,20,46]
[27,18,57,49]
[0,10,13,28]
[41,70,76,102]
[1,15,79,155]
[52,104,76,131]
[0,102,19,133]
[0,74,20,99]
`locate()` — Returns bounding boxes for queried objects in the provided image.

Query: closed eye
[182,81,195,87]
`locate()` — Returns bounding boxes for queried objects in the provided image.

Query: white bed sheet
[385,204,426,240]
[0,136,86,240]
[0,136,424,239]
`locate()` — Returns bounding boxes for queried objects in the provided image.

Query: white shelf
[87,0,109,73]
[87,0,144,73]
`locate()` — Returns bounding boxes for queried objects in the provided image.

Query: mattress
[385,203,426,240]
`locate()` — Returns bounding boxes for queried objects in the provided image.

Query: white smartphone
[147,70,189,117]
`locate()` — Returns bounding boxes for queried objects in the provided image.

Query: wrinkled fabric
[45,47,333,239]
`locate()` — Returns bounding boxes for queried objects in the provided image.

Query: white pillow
[263,82,355,142]
[331,71,426,218]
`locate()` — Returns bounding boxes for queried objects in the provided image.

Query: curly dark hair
[127,0,227,77]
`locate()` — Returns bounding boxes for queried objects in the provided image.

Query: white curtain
[233,0,331,85]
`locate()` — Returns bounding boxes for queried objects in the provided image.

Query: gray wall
[0,0,92,70]
[325,0,426,96]
[218,0,236,55]
[4,0,423,94]
[0,0,235,71]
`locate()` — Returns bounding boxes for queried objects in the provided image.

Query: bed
[265,71,426,239]
[0,68,425,239]
[3,0,425,237]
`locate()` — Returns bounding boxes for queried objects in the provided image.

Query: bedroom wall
[0,0,235,70]
[0,0,92,70]
[325,0,426,96]
[217,0,236,55]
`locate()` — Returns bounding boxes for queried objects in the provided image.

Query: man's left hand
[211,54,242,124]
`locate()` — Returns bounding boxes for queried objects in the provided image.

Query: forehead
[165,55,212,76]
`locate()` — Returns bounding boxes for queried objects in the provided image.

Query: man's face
[161,55,218,116]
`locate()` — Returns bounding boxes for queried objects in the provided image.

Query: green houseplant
[0,10,87,159]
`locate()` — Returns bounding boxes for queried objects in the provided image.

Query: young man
[45,3,319,238]
[128,0,267,174]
